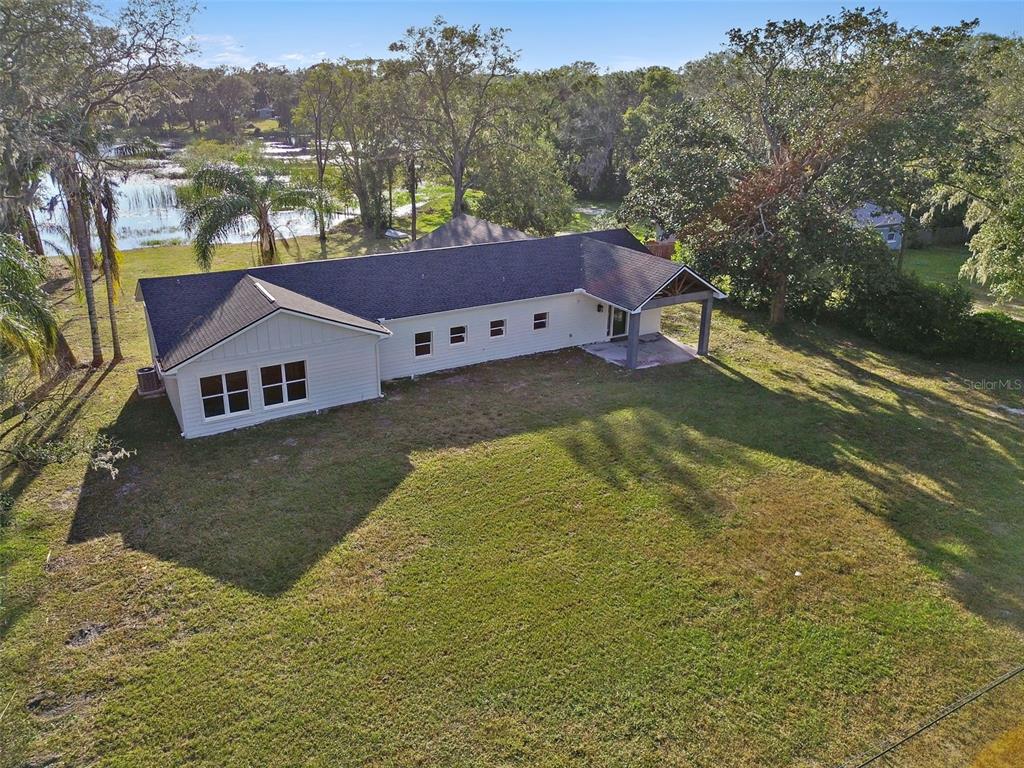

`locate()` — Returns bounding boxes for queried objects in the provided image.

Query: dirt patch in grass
[64,623,107,648]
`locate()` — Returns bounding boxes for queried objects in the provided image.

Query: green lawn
[564,200,621,234]
[904,245,1024,320]
[1,232,1023,766]
[249,118,280,133]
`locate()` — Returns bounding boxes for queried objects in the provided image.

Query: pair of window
[413,312,549,356]
[199,360,307,419]
[491,313,547,334]
[414,328,464,357]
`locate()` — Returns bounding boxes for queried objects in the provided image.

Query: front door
[609,308,628,339]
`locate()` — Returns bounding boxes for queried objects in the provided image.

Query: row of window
[414,312,549,357]
[200,360,307,419]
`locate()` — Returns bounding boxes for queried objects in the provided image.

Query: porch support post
[625,311,641,369]
[697,298,713,356]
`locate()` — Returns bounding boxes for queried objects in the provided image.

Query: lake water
[34,141,355,255]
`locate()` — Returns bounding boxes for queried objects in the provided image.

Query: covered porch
[617,267,725,369]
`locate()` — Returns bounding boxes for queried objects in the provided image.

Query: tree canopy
[620,9,982,323]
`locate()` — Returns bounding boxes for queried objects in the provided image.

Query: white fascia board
[162,308,390,373]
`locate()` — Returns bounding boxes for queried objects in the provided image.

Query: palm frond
[97,178,122,299]
[187,194,253,271]
[0,235,59,370]
[189,163,259,200]
[272,185,319,211]
[272,223,298,259]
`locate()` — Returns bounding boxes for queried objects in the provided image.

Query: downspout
[374,323,388,398]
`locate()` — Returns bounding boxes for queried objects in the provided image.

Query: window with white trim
[260,361,307,407]
[449,325,466,345]
[533,312,548,330]
[200,370,250,419]
[490,319,506,338]
[414,331,432,356]
[886,231,896,241]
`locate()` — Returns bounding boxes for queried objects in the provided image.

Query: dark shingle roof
[851,202,905,228]
[137,227,719,372]
[403,214,531,251]
[153,275,388,370]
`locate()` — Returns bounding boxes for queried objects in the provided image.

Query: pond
[34,141,355,256]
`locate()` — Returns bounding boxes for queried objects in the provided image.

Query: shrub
[839,272,972,356]
[962,311,1024,363]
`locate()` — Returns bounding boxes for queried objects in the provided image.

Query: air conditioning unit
[136,366,164,398]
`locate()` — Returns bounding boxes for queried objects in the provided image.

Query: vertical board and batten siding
[378,293,662,380]
[167,312,381,438]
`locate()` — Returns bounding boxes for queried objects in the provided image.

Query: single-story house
[135,219,725,438]
[851,202,905,250]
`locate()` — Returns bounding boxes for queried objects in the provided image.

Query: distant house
[851,202,905,250]
[136,218,724,438]
[404,214,532,251]
[254,106,274,120]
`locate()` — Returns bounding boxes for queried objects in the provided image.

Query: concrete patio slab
[582,333,698,368]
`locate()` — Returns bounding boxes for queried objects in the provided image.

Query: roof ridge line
[137,228,643,286]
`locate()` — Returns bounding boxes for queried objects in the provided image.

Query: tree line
[618,11,1024,330]
[2,1,1023,378]
[136,13,1024,330]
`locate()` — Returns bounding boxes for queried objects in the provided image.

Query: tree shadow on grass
[708,320,1024,630]
[1,363,115,509]
[67,343,1024,626]
[551,339,1024,631]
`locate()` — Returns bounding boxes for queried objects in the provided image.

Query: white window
[260,361,307,407]
[886,231,896,241]
[533,312,549,330]
[200,370,250,419]
[414,331,432,356]
[449,325,466,345]
[490,319,506,338]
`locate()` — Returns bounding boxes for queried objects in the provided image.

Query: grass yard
[1,231,1023,766]
[904,245,1024,320]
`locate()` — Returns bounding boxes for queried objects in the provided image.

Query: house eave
[160,307,391,373]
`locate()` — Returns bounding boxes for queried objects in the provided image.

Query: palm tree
[0,234,59,371]
[93,176,123,362]
[182,164,315,270]
[54,157,104,367]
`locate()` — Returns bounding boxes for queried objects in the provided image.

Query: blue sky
[184,1,1024,71]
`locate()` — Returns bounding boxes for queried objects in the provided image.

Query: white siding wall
[167,312,381,438]
[164,375,184,432]
[639,307,662,335]
[153,295,666,438]
[378,293,662,380]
